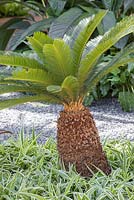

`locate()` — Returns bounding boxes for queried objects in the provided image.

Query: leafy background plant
[1,0,134,51]
[84,56,134,111]
[82,0,134,111]
[0,0,46,17]
[0,2,28,17]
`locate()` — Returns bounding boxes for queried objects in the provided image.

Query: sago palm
[0,10,134,177]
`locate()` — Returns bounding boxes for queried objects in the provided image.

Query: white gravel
[0,97,134,143]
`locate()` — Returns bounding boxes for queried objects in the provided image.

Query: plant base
[57,106,111,177]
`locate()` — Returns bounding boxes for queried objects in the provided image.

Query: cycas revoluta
[0,10,134,177]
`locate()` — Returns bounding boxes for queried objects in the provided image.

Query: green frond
[72,10,107,70]
[0,84,44,95]
[5,68,59,86]
[0,78,28,86]
[28,32,53,62]
[46,85,70,104]
[83,43,134,94]
[31,32,53,44]
[82,36,103,58]
[0,54,45,70]
[0,94,61,110]
[43,39,74,82]
[64,17,90,48]
[28,37,44,62]
[61,76,79,101]
[78,14,134,85]
[46,76,79,102]
[47,85,62,93]
[0,13,134,108]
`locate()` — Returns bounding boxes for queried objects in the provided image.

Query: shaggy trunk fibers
[57,106,111,177]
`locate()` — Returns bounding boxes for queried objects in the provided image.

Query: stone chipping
[0,96,134,143]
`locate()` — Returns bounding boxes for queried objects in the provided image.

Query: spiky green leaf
[61,76,79,101]
[0,55,44,70]
[28,32,53,61]
[82,36,103,58]
[72,10,107,70]
[0,85,41,94]
[84,43,134,94]
[78,14,134,85]
[47,85,62,93]
[43,39,74,81]
[0,94,61,110]
[6,68,59,86]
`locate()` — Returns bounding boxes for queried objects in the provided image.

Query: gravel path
[0,97,134,143]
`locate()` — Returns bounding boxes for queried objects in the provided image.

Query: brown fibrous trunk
[57,104,111,177]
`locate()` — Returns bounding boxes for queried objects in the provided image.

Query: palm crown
[0,10,134,110]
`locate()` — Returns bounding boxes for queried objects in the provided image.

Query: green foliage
[0,1,28,17]
[0,133,134,199]
[84,57,134,112]
[61,76,79,101]
[8,17,54,51]
[0,17,30,50]
[72,10,107,70]
[0,12,134,109]
[118,90,134,112]
[78,15,134,88]
[85,43,134,91]
[1,0,134,52]
[0,0,48,51]
[0,0,45,17]
[0,54,44,70]
[43,39,74,82]
[28,32,53,61]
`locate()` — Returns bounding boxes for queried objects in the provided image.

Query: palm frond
[0,94,61,110]
[61,76,79,101]
[0,54,45,70]
[46,85,62,93]
[43,39,74,82]
[46,84,71,104]
[28,32,53,62]
[31,32,53,45]
[83,43,134,94]
[78,14,134,85]
[5,68,59,86]
[0,77,29,86]
[63,17,90,48]
[46,76,79,102]
[72,10,107,70]
[82,36,103,58]
[0,84,44,95]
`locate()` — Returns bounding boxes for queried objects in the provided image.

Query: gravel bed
[0,96,134,143]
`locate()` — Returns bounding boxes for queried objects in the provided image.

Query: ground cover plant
[0,133,134,200]
[1,10,134,177]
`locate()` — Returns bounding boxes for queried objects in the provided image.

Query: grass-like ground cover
[0,132,134,200]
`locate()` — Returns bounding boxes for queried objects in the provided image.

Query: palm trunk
[57,104,111,177]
